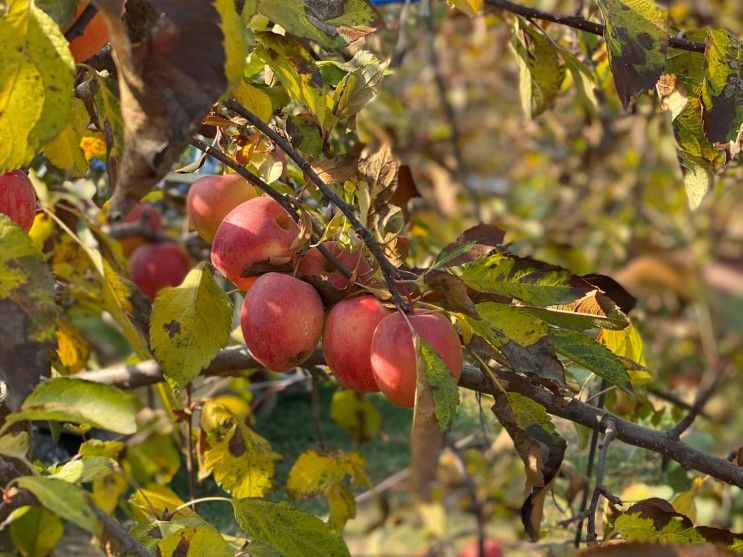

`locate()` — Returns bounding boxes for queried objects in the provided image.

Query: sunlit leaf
[701,29,743,144]
[234,499,351,557]
[6,378,141,435]
[330,390,381,443]
[0,0,74,172]
[157,523,233,557]
[150,263,232,387]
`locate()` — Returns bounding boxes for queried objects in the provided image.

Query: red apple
[241,273,324,372]
[129,242,189,299]
[119,203,162,256]
[323,296,391,392]
[370,312,463,407]
[0,170,36,231]
[459,538,504,557]
[298,241,373,290]
[187,174,256,242]
[211,197,300,287]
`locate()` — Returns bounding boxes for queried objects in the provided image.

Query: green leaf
[473,302,549,346]
[506,392,559,439]
[199,400,281,498]
[16,477,99,534]
[6,378,142,434]
[43,97,89,176]
[550,328,632,392]
[0,0,74,172]
[677,151,715,209]
[331,50,387,121]
[509,19,564,118]
[125,434,181,485]
[560,48,598,114]
[150,263,232,387]
[254,0,376,50]
[330,390,381,443]
[597,0,668,108]
[255,33,334,131]
[49,456,115,484]
[234,499,351,557]
[701,29,743,144]
[9,506,63,557]
[0,215,59,409]
[216,0,249,95]
[416,337,460,431]
[157,523,233,557]
[461,253,590,306]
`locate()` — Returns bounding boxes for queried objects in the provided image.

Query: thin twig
[421,0,481,220]
[223,99,409,311]
[574,379,607,547]
[445,437,486,557]
[586,419,617,543]
[484,0,706,53]
[667,361,727,440]
[648,387,711,419]
[184,385,198,511]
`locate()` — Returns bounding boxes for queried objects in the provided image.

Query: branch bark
[75,350,743,489]
[484,0,706,53]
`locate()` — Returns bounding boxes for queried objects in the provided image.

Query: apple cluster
[187,173,464,408]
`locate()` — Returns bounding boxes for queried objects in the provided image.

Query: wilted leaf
[6,378,141,434]
[330,390,381,443]
[425,271,477,316]
[491,386,566,540]
[9,506,63,557]
[435,223,505,268]
[0,0,74,172]
[96,0,247,219]
[461,253,592,306]
[597,0,669,108]
[701,29,743,145]
[0,216,59,410]
[331,50,387,121]
[234,499,351,557]
[509,18,564,118]
[198,400,281,498]
[253,0,377,50]
[157,523,233,557]
[16,476,99,534]
[150,263,232,387]
[357,143,400,231]
[521,291,630,331]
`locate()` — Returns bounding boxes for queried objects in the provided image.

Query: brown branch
[107,222,168,242]
[667,361,727,440]
[585,419,616,544]
[75,350,743,489]
[223,99,409,311]
[484,0,706,53]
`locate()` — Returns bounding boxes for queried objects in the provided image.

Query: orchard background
[0,0,742,556]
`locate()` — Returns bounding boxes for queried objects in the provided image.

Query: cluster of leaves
[0,0,741,556]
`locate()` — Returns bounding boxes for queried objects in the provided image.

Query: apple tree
[0,0,742,556]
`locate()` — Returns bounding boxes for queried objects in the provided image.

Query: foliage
[0,0,741,556]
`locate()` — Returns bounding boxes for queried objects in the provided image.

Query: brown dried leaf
[357,144,399,230]
[437,224,506,268]
[425,271,477,317]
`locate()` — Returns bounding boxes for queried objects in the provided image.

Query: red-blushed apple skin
[0,170,36,232]
[241,273,325,372]
[459,538,504,557]
[129,242,190,299]
[298,241,373,289]
[120,203,162,256]
[187,174,256,242]
[211,197,300,285]
[370,312,463,408]
[323,296,391,392]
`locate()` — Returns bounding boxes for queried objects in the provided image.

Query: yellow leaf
[198,400,280,498]
[0,0,74,171]
[43,97,89,176]
[157,523,233,557]
[447,0,483,16]
[9,506,63,557]
[56,317,90,373]
[216,0,248,94]
[287,449,369,499]
[232,80,273,122]
[330,390,381,442]
[130,484,198,523]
